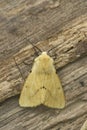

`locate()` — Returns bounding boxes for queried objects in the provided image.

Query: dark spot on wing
[40,86,46,89]
[25,86,27,88]
[58,87,61,90]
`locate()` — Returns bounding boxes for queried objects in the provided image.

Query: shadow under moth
[19,52,65,108]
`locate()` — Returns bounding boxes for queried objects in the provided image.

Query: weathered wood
[0,0,87,130]
[0,15,87,102]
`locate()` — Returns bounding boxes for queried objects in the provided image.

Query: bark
[0,0,87,130]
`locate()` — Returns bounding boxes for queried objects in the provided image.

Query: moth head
[32,52,55,73]
[35,52,53,64]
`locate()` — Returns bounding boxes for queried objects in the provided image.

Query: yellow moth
[81,120,87,130]
[19,52,65,108]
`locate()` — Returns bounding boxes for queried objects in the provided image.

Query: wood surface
[0,0,87,130]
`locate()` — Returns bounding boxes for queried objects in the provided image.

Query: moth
[81,120,87,130]
[19,52,65,108]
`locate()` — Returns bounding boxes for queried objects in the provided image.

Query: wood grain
[0,0,87,130]
[0,14,87,102]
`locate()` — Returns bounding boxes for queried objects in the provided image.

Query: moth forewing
[19,52,65,108]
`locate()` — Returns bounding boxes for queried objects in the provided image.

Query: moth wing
[43,73,65,108]
[19,73,43,107]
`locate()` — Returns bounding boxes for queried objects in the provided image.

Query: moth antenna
[27,39,42,56]
[13,57,25,81]
[47,44,59,53]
